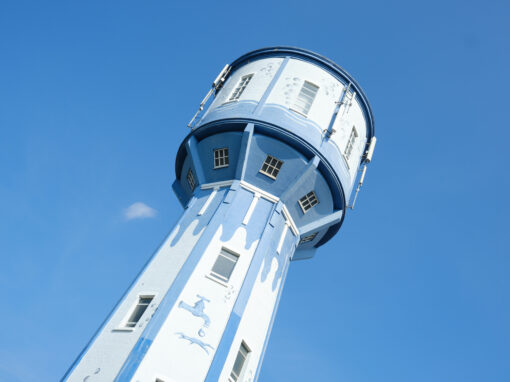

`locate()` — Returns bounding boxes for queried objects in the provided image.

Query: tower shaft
[65,180,301,381]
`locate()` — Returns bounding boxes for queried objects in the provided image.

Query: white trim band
[199,179,299,238]
[239,180,279,203]
[201,180,234,190]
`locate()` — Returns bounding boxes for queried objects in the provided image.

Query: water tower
[63,46,376,382]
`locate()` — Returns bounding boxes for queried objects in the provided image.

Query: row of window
[122,250,239,330]
[123,239,321,330]
[187,153,319,214]
[227,74,359,166]
[188,133,358,192]
[127,251,250,381]
[123,231,318,330]
[189,127,356,183]
[227,74,320,117]
[210,248,250,381]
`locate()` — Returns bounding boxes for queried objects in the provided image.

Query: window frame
[298,191,319,214]
[228,341,251,382]
[343,125,359,165]
[290,80,319,117]
[208,247,240,284]
[226,73,254,103]
[187,168,196,191]
[213,147,229,169]
[259,155,284,180]
[300,232,318,244]
[120,294,155,330]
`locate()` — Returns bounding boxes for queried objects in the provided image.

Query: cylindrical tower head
[174,47,375,250]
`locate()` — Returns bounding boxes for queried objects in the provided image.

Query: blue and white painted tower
[63,47,376,382]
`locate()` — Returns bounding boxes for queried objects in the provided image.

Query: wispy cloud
[124,202,157,220]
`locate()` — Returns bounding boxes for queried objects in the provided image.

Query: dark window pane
[211,250,238,281]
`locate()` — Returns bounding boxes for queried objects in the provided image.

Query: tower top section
[229,46,375,140]
[176,46,377,247]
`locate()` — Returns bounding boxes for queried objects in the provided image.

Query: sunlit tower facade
[63,47,376,382]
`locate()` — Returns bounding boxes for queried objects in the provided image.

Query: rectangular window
[300,232,317,244]
[125,295,153,328]
[229,341,250,382]
[228,74,254,101]
[292,81,319,116]
[344,126,358,162]
[187,168,196,191]
[259,155,284,180]
[210,248,239,283]
[298,191,319,213]
[214,148,229,169]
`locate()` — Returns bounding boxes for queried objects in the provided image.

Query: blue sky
[1,0,509,381]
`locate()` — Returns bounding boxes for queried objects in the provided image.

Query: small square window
[229,341,251,382]
[259,155,283,180]
[187,168,196,191]
[298,191,319,213]
[210,248,239,283]
[292,81,319,116]
[300,232,318,244]
[228,74,254,102]
[125,295,154,328]
[214,148,229,169]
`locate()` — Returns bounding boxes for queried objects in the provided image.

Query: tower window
[229,341,251,382]
[259,155,283,179]
[210,248,239,283]
[187,168,196,191]
[292,81,319,116]
[125,295,154,328]
[298,191,319,213]
[344,126,358,162]
[214,148,229,169]
[300,232,318,244]
[228,74,254,101]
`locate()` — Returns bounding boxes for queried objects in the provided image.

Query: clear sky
[1,1,509,381]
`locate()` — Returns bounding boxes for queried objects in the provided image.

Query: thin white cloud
[124,202,157,220]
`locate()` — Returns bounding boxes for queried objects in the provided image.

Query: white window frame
[259,155,284,180]
[228,341,251,382]
[187,168,196,191]
[290,80,319,116]
[298,191,319,213]
[119,294,155,330]
[213,147,229,169]
[343,125,358,165]
[209,247,240,284]
[227,73,254,102]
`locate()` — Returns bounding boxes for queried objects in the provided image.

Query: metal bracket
[348,136,376,210]
[187,64,231,129]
